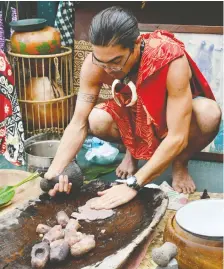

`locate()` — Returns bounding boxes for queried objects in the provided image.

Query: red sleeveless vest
[98,30,215,159]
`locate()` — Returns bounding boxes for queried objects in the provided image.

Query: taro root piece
[50,239,69,262]
[40,161,83,192]
[56,211,69,227]
[65,218,81,231]
[43,225,64,244]
[31,241,50,268]
[36,224,51,234]
[71,197,114,221]
[70,234,96,257]
[64,230,85,247]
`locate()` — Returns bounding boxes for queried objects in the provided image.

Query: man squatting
[45,7,221,209]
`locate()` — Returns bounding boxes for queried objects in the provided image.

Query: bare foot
[116,150,138,179]
[172,161,196,194]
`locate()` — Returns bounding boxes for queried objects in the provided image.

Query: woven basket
[8,47,74,137]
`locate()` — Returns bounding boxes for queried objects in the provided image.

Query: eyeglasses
[92,51,132,71]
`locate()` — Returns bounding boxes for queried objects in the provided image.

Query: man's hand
[90,184,138,210]
[44,171,72,197]
[44,167,61,181]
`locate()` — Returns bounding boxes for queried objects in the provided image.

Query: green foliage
[0,172,39,209]
[82,165,117,181]
[0,186,15,206]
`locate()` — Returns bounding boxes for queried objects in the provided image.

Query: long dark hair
[89,6,140,50]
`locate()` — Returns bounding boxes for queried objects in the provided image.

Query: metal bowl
[25,133,61,173]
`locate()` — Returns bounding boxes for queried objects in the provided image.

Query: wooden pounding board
[0,180,168,269]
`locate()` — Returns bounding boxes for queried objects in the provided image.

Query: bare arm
[47,55,102,176]
[135,55,192,186]
[88,55,194,210]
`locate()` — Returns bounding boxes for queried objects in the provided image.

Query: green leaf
[82,165,117,181]
[0,201,12,210]
[13,172,39,188]
[0,172,39,208]
[0,186,15,206]
[0,187,4,193]
[0,186,12,195]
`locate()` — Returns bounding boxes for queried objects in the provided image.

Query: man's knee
[88,108,119,139]
[193,98,222,133]
[88,108,112,135]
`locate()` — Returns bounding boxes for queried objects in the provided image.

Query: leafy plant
[0,172,39,209]
[82,164,117,181]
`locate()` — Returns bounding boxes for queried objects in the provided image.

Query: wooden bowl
[164,213,223,269]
